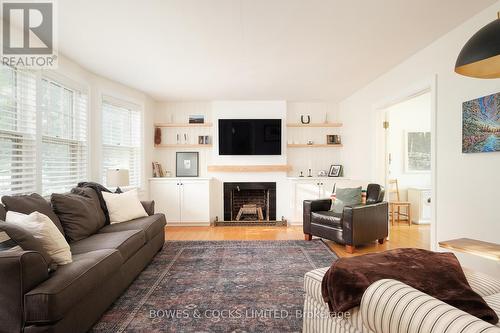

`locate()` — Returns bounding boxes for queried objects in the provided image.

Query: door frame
[373,75,438,250]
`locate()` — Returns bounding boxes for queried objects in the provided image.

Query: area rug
[91,240,337,333]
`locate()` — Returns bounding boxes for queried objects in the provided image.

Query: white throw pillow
[102,189,148,224]
[6,211,72,265]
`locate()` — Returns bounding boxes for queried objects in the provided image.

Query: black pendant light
[455,12,500,79]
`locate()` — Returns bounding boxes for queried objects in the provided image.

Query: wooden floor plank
[165,224,430,258]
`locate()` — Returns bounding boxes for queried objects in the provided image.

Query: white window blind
[0,66,37,195]
[40,77,88,196]
[101,99,142,188]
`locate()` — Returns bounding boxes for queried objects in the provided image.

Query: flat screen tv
[218,119,282,155]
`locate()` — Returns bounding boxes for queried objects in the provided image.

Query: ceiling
[58,0,496,102]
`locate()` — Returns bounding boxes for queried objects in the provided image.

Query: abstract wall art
[462,92,500,153]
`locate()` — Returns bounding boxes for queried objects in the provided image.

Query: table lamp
[106,169,129,193]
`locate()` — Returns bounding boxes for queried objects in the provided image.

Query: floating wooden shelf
[286,123,343,128]
[207,165,292,173]
[287,144,343,148]
[439,238,500,261]
[155,144,213,148]
[154,123,213,128]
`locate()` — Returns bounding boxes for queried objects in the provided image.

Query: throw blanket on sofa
[77,182,112,224]
[321,248,498,324]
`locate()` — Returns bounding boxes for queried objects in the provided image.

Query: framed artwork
[462,92,500,153]
[405,131,431,172]
[176,152,199,177]
[189,115,205,124]
[328,165,342,177]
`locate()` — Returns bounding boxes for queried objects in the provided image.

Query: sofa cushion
[98,214,166,241]
[0,222,54,269]
[311,211,343,229]
[0,204,5,221]
[24,249,122,323]
[70,230,146,261]
[51,190,105,243]
[1,193,65,235]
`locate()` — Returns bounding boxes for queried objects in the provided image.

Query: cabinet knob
[427,198,431,204]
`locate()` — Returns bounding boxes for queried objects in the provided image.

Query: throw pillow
[331,186,362,214]
[0,222,56,270]
[102,189,148,224]
[6,211,72,265]
[0,204,5,221]
[1,193,65,235]
[51,189,106,242]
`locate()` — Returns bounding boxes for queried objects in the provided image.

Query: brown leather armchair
[303,184,388,253]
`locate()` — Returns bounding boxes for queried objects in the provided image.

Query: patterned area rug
[91,240,337,333]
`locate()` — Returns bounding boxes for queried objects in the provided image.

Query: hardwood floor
[165,223,430,258]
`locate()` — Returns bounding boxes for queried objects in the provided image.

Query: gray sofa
[0,190,166,333]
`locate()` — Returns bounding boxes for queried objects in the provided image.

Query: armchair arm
[303,199,332,234]
[0,250,49,333]
[141,200,155,216]
[342,202,388,246]
[360,279,500,333]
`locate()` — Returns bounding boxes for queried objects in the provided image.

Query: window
[40,77,88,196]
[0,64,88,197]
[0,66,37,195]
[101,98,142,188]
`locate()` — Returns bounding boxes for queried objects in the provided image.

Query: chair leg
[304,233,312,241]
[378,238,385,244]
[345,245,355,254]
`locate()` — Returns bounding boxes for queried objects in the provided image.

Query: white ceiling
[58,0,496,102]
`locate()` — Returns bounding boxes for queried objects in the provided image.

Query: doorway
[381,91,432,246]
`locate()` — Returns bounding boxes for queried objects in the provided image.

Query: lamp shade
[106,169,130,187]
[455,15,500,79]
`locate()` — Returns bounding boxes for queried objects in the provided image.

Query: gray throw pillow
[51,189,105,242]
[1,193,65,235]
[0,221,56,271]
[331,187,362,214]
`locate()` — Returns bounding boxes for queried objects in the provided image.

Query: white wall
[339,1,500,276]
[48,55,156,198]
[386,92,432,201]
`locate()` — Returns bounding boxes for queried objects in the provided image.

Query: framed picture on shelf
[176,152,199,177]
[327,135,341,144]
[189,115,205,124]
[328,165,342,177]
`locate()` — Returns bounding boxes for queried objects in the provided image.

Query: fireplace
[223,182,276,221]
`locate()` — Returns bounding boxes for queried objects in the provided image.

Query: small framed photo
[327,135,341,144]
[198,136,205,144]
[328,165,342,177]
[189,115,205,124]
[176,152,199,177]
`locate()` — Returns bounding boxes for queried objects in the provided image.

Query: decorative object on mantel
[152,162,165,178]
[328,165,342,177]
[176,152,199,177]
[317,170,327,177]
[307,168,312,177]
[455,12,500,79]
[188,115,205,124]
[300,115,311,124]
[307,140,314,145]
[439,238,500,261]
[327,134,341,145]
[154,128,161,145]
[299,171,304,177]
[462,92,500,153]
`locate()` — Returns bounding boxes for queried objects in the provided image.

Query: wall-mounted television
[218,119,282,155]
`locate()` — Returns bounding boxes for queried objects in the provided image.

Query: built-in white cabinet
[149,178,211,225]
[407,188,431,224]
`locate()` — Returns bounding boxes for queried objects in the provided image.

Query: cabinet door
[150,181,181,222]
[180,181,210,222]
[294,181,322,221]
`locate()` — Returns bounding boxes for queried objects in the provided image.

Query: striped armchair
[303,267,500,333]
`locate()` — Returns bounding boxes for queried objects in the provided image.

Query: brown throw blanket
[321,248,498,324]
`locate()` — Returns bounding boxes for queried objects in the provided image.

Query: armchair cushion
[331,187,362,213]
[311,211,342,229]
